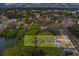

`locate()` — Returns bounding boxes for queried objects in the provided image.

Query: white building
[0,24,7,29]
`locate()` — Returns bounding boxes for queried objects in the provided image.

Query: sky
[0,0,79,3]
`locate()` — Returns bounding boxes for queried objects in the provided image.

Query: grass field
[24,35,64,55]
[24,35,56,47]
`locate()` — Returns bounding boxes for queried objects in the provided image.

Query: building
[0,24,7,29]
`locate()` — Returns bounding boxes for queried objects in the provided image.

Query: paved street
[60,19,79,55]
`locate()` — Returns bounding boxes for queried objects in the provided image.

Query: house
[0,24,7,29]
[0,15,8,19]
[40,26,48,30]
[8,19,17,25]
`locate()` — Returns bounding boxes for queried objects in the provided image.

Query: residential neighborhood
[0,4,79,56]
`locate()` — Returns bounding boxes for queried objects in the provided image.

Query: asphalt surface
[63,19,79,55]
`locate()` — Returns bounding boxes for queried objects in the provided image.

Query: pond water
[0,38,16,55]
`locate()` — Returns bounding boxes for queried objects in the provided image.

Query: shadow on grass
[23,46,64,56]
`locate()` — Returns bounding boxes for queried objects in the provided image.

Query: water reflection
[0,38,16,55]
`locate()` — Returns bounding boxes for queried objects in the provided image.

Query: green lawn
[24,35,36,46]
[24,35,64,56]
[37,35,56,47]
[24,35,56,47]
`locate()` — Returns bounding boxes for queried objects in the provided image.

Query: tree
[26,23,40,35]
[68,24,79,38]
[3,48,17,56]
[16,27,26,46]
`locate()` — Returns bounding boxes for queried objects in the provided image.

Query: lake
[0,38,16,55]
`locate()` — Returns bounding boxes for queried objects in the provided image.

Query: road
[56,34,79,55]
[63,19,79,55]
